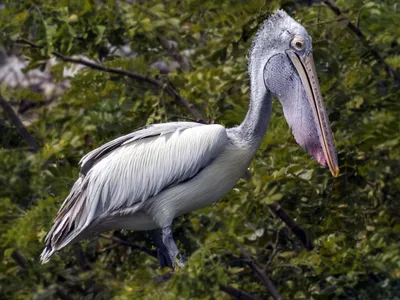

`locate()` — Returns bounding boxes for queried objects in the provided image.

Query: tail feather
[40,245,54,264]
[40,227,85,263]
[40,176,90,264]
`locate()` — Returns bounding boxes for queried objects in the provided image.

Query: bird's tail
[40,245,55,264]
[40,177,89,264]
[40,222,83,264]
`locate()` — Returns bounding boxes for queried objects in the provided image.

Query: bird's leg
[161,225,187,268]
[150,229,173,268]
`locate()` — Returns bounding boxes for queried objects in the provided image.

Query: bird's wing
[41,122,228,261]
[79,122,203,175]
[64,122,228,220]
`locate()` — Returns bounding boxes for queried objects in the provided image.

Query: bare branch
[100,234,157,258]
[321,0,398,82]
[11,249,27,268]
[16,38,207,122]
[99,242,119,252]
[268,203,314,251]
[16,38,40,49]
[163,83,206,122]
[0,93,39,152]
[220,284,259,300]
[263,229,280,272]
[52,51,162,86]
[168,114,200,122]
[239,246,282,300]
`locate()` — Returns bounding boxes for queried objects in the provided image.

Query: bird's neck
[237,58,272,148]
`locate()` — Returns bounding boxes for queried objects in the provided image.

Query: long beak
[286,50,339,177]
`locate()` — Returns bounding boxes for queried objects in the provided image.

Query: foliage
[1,0,399,299]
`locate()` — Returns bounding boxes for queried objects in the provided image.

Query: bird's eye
[291,37,305,51]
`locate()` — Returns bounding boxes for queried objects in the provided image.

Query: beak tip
[331,167,340,177]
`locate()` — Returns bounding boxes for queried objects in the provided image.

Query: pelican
[41,10,339,268]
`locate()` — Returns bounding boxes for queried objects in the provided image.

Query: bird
[40,10,339,268]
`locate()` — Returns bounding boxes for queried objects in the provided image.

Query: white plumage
[41,123,254,263]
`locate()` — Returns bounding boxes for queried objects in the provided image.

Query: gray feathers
[249,10,289,69]
[80,122,203,175]
[41,122,228,263]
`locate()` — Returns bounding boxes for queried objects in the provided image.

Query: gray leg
[162,225,187,268]
[150,229,173,268]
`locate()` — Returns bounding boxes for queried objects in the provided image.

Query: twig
[321,0,398,82]
[239,245,282,300]
[220,284,259,300]
[53,52,162,86]
[271,264,302,272]
[16,38,206,122]
[268,203,314,251]
[99,242,119,252]
[263,229,280,272]
[247,260,281,300]
[16,38,39,48]
[0,93,39,152]
[168,114,200,122]
[163,84,205,122]
[100,234,157,258]
[11,249,27,268]
[308,17,347,26]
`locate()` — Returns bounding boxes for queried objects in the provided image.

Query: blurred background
[0,0,399,299]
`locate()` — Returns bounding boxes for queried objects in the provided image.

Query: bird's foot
[164,249,186,269]
[162,225,187,270]
[150,229,174,268]
[157,248,173,269]
[175,253,187,268]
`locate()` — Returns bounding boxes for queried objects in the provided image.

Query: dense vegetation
[0,0,399,299]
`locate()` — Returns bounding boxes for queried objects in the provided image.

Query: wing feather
[41,122,227,262]
[80,122,202,175]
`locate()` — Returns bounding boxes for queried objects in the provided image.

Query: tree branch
[220,284,259,300]
[321,0,398,82]
[263,229,280,272]
[100,234,157,258]
[53,52,162,86]
[16,38,206,122]
[53,52,205,121]
[11,249,27,268]
[268,203,314,251]
[239,246,282,300]
[0,93,39,152]
[247,260,281,300]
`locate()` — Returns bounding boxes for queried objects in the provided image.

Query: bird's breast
[146,142,256,225]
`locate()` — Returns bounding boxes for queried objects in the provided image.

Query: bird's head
[250,10,339,177]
